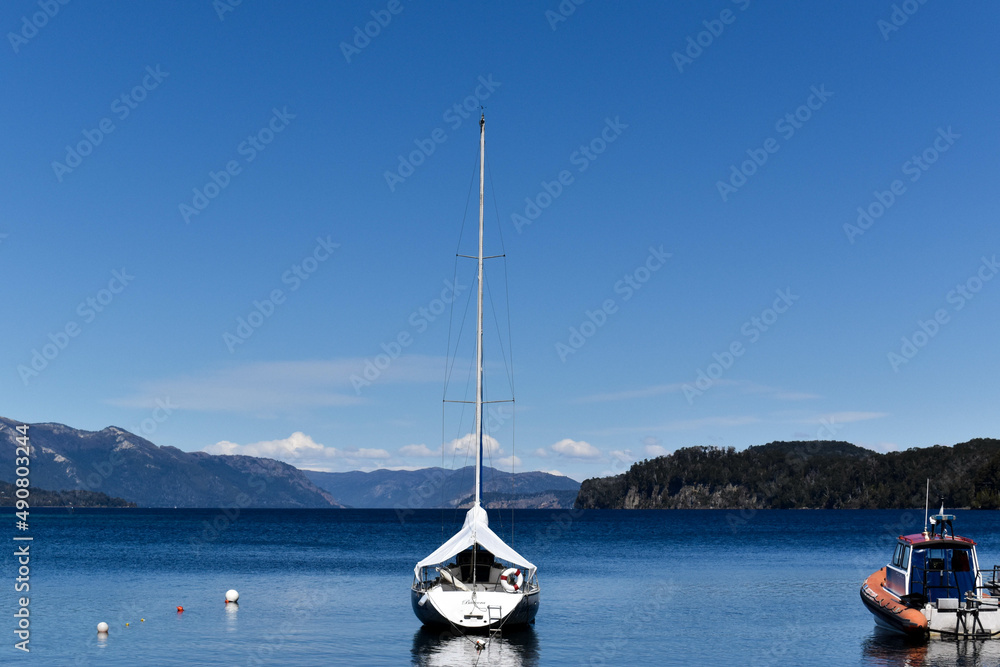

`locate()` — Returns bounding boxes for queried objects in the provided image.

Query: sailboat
[410,114,540,631]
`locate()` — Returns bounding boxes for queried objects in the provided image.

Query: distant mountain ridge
[303,466,580,509]
[575,439,1000,510]
[0,417,342,508]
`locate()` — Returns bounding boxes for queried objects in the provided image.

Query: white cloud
[551,438,601,459]
[445,433,501,457]
[663,416,762,431]
[400,443,437,457]
[609,449,634,464]
[644,444,669,457]
[812,411,888,424]
[539,469,565,477]
[203,431,389,469]
[355,448,391,459]
[397,435,510,466]
[108,356,446,413]
[533,448,548,458]
[583,415,762,437]
[773,391,822,400]
[574,384,685,403]
[205,431,327,460]
[496,455,522,469]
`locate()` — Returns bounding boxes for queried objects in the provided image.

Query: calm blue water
[5,508,1000,665]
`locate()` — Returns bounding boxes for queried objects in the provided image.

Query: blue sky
[3,1,998,482]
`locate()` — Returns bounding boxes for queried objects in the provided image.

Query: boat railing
[979,565,1000,596]
[413,563,538,594]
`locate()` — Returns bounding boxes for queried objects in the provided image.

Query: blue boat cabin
[886,512,980,606]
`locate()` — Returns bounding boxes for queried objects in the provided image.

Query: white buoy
[225,589,239,603]
[97,622,109,633]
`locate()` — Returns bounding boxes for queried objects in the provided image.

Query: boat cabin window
[890,544,910,570]
[910,545,975,602]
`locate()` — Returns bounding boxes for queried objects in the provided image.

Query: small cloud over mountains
[204,431,389,469]
[551,438,601,459]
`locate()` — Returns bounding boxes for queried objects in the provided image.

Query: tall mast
[474,113,485,507]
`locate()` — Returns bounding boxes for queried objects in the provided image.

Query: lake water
[5,508,1000,665]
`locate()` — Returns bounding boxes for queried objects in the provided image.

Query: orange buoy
[176,606,184,613]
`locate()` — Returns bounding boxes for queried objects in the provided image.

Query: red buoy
[176,606,184,613]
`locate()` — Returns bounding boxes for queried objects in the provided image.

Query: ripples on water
[4,508,1000,665]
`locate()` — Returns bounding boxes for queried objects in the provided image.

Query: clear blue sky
[3,1,998,482]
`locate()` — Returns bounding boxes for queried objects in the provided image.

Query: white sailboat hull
[411,585,539,631]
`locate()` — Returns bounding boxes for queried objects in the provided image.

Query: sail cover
[414,505,537,578]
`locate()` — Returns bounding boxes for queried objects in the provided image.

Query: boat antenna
[923,478,930,536]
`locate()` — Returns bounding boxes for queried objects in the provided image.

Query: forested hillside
[575,439,1000,510]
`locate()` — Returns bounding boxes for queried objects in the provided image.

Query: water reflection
[410,626,539,666]
[862,629,1000,666]
[225,601,238,632]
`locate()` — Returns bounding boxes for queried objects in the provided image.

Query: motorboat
[861,501,1000,637]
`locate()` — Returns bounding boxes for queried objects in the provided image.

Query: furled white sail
[414,505,536,578]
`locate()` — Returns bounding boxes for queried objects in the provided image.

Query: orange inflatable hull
[860,567,928,635]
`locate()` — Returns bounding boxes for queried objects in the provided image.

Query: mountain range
[304,467,580,509]
[0,417,578,509]
[0,417,340,508]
